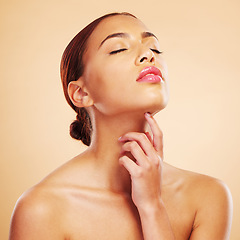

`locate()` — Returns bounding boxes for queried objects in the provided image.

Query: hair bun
[69,109,91,146]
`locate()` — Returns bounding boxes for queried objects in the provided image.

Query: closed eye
[109,48,127,55]
[150,49,163,54]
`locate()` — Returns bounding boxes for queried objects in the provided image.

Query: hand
[118,113,164,211]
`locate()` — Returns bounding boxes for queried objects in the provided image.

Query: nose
[135,46,155,65]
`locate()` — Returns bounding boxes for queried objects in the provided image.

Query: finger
[144,113,163,158]
[119,132,157,162]
[119,155,142,177]
[121,141,150,168]
[145,131,153,144]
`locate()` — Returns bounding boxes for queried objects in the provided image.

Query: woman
[9,12,233,239]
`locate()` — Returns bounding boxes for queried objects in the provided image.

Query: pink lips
[136,66,164,83]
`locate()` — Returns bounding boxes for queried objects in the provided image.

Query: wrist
[136,199,175,240]
[137,198,165,217]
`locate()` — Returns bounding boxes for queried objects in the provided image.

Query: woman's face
[82,15,169,116]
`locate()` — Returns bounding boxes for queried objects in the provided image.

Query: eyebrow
[99,31,158,48]
[142,31,158,40]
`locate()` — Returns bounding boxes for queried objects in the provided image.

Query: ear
[67,78,94,108]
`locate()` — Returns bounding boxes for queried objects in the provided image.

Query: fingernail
[145,112,151,118]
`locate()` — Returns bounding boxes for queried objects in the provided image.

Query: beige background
[1,0,239,239]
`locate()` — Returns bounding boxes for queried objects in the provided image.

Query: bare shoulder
[8,153,84,240]
[180,167,232,207]
[165,163,232,201]
[9,184,64,240]
[165,163,233,239]
[11,185,54,224]
[9,152,96,240]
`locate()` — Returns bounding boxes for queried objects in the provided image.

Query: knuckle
[152,155,161,167]
[159,130,163,138]
[135,168,144,177]
[156,130,163,139]
[139,133,147,141]
[157,155,162,162]
[130,141,138,149]
[154,160,160,168]
[145,162,152,171]
[119,156,127,163]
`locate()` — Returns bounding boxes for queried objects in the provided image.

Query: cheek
[158,57,169,80]
[85,58,133,100]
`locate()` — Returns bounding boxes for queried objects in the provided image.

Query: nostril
[140,57,147,63]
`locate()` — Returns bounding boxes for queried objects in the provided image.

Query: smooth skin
[9,15,233,240]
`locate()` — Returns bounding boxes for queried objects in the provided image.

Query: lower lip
[137,74,164,83]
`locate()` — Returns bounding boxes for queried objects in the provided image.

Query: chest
[61,190,195,240]
[63,195,143,240]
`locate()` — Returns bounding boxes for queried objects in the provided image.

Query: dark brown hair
[60,12,136,146]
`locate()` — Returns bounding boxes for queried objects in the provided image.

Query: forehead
[87,15,150,47]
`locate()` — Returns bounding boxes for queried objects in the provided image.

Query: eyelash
[109,48,127,54]
[109,48,162,55]
[150,49,163,54]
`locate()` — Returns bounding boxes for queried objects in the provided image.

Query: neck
[85,111,148,195]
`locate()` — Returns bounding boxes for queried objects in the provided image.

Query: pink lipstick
[136,66,164,83]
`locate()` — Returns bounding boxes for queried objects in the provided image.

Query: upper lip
[136,66,163,81]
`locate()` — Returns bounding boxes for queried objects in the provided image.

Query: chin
[147,103,167,115]
[143,94,169,115]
